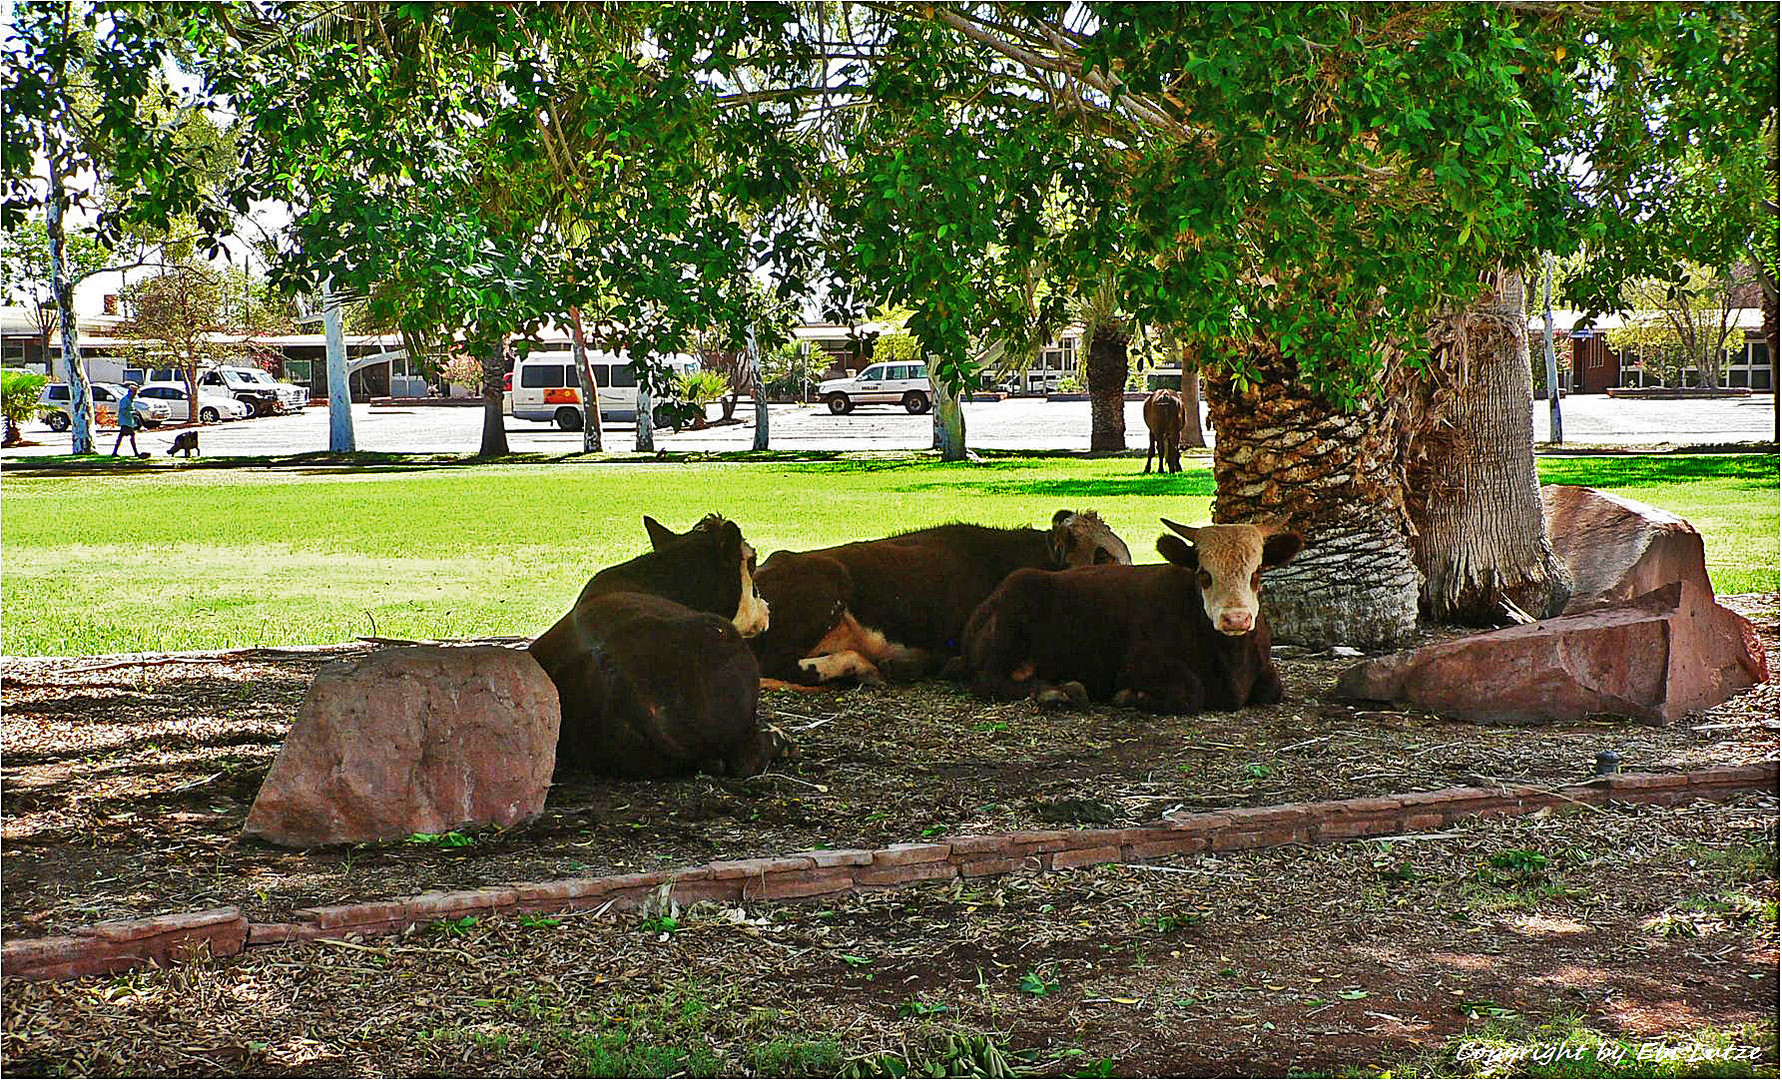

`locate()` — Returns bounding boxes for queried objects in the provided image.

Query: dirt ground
[2,793,1775,1077]
[2,597,1776,942]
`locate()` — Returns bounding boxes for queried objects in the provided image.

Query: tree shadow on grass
[892,472,1216,500]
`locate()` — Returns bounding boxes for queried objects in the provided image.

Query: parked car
[508,351,701,430]
[135,382,253,423]
[37,382,172,431]
[196,366,308,415]
[818,361,932,414]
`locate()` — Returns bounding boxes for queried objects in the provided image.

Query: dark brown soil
[2,793,1775,1077]
[3,597,1776,939]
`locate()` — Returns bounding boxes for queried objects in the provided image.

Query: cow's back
[826,524,1052,650]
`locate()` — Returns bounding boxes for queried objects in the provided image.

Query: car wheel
[826,393,853,415]
[903,391,930,414]
[199,407,220,423]
[46,412,70,432]
[555,406,583,431]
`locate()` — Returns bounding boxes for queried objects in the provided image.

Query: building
[1540,309,1772,394]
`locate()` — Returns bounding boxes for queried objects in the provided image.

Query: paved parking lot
[4,392,1775,458]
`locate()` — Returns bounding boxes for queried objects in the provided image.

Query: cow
[529,514,776,778]
[1143,389,1184,474]
[962,518,1303,713]
[750,510,1133,686]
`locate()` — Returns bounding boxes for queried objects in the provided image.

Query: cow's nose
[1218,612,1253,634]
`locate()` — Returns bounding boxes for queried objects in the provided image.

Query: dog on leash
[167,431,201,457]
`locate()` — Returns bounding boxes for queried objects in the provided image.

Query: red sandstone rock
[1542,485,1714,613]
[1338,583,1768,723]
[243,646,560,847]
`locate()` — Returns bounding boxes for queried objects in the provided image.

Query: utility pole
[1542,253,1563,445]
[322,281,355,452]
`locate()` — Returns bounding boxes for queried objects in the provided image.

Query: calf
[1143,389,1183,474]
[529,514,776,777]
[751,510,1132,686]
[963,519,1302,712]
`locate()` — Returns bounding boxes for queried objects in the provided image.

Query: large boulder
[1542,484,1714,613]
[1337,583,1769,724]
[244,646,560,847]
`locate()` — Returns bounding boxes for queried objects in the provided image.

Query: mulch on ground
[3,596,1776,939]
[3,791,1775,1077]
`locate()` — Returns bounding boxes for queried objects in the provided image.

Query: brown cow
[750,511,1132,686]
[529,515,776,777]
[963,519,1302,712]
[1143,389,1184,474]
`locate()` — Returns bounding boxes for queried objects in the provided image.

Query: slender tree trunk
[45,131,93,454]
[567,306,602,452]
[1761,279,1779,444]
[1407,270,1569,624]
[1180,364,1207,448]
[635,359,654,452]
[932,372,967,461]
[1206,344,1422,648]
[745,328,769,451]
[1086,320,1128,451]
[477,336,509,457]
[1541,254,1563,444]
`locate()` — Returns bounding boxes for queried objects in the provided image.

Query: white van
[816,361,932,414]
[509,351,700,430]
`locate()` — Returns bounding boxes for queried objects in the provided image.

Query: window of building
[284,360,312,384]
[1039,336,1077,371]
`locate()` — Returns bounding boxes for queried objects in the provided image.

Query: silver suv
[37,382,171,432]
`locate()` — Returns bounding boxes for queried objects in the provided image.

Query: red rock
[1542,485,1714,612]
[1337,583,1767,723]
[243,646,560,847]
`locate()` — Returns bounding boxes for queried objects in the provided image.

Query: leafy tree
[1604,266,1752,389]
[1,368,48,447]
[0,217,106,370]
[119,262,239,418]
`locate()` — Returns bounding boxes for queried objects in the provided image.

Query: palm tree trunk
[1206,344,1421,648]
[1408,271,1569,623]
[1086,321,1128,451]
[477,336,509,457]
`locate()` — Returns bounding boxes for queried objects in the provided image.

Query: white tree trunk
[44,133,92,454]
[568,306,602,453]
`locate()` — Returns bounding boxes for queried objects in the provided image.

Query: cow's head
[1047,509,1133,568]
[1156,518,1303,636]
[642,514,771,637]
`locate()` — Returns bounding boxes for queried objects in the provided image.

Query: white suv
[818,361,932,415]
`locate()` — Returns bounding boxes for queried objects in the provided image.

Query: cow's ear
[1261,532,1304,569]
[643,516,677,550]
[1157,534,1198,569]
[1052,509,1075,528]
[716,518,744,557]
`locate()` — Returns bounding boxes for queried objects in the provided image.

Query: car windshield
[238,370,272,384]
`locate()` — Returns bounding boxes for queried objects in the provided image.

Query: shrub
[1,368,48,446]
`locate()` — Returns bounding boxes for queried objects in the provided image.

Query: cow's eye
[1094,548,1115,564]
[1196,570,1213,589]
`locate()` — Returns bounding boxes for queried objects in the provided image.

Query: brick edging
[5,763,1774,981]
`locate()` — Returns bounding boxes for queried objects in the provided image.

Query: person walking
[110,380,143,456]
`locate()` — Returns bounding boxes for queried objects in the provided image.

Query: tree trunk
[567,306,602,453]
[1180,364,1207,448]
[477,336,509,457]
[1408,271,1570,624]
[932,366,966,461]
[1086,320,1128,451]
[1206,345,1422,648]
[745,328,769,451]
[635,362,654,451]
[1541,253,1563,444]
[45,132,93,454]
[1761,278,1779,445]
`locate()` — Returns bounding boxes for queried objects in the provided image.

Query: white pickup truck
[194,366,308,416]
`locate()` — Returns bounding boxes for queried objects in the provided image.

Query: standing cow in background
[530,515,777,778]
[963,518,1302,712]
[751,510,1132,686]
[1143,389,1184,474]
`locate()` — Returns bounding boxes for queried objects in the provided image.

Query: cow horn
[1160,517,1200,541]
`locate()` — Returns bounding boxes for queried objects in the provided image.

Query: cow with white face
[531,515,778,777]
[962,517,1303,713]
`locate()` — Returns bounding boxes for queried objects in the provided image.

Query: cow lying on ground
[1143,389,1184,474]
[750,510,1132,686]
[529,515,776,777]
[963,519,1302,712]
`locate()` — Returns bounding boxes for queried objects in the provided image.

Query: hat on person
[124,379,141,388]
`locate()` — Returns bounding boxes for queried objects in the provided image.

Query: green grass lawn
[2,453,1774,656]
